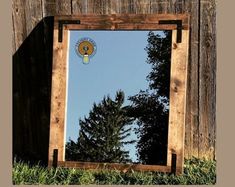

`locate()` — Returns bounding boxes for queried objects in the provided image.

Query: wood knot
[174,86,178,92]
[55,117,59,123]
[173,43,177,49]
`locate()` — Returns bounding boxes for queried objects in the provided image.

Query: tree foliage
[66,90,135,163]
[128,31,172,165]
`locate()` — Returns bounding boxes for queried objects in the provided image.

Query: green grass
[12,157,216,185]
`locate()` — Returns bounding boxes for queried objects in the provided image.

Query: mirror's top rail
[54,14,190,30]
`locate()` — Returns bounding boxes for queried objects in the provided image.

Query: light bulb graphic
[82,46,90,64]
[83,54,89,64]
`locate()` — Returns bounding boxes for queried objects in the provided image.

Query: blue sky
[66,30,162,162]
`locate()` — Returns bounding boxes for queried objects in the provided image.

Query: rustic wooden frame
[48,14,189,175]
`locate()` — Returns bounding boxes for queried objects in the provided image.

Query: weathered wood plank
[134,0,151,14]
[48,23,69,164]
[72,0,87,14]
[42,0,56,17]
[199,0,216,159]
[119,0,135,13]
[24,0,43,35]
[87,0,111,14]
[12,0,27,51]
[184,0,200,159]
[110,0,121,14]
[189,0,200,159]
[150,0,169,14]
[12,14,16,54]
[56,0,72,15]
[167,30,189,174]
[42,0,72,16]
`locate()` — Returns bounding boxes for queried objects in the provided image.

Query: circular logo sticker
[75,37,97,64]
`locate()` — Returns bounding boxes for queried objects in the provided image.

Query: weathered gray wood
[12,0,27,52]
[199,0,216,159]
[56,0,72,15]
[24,0,43,35]
[12,14,16,54]
[42,0,72,16]
[184,0,200,159]
[42,0,56,17]
[72,0,87,14]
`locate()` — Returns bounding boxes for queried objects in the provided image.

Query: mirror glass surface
[65,30,171,165]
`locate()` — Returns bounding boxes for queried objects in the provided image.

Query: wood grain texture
[48,24,69,164]
[167,30,189,174]
[12,0,27,52]
[57,13,189,31]
[184,0,200,159]
[42,0,56,17]
[54,14,189,28]
[199,0,216,159]
[48,161,173,173]
[24,0,43,35]
[12,14,16,54]
[72,0,87,14]
[56,0,72,15]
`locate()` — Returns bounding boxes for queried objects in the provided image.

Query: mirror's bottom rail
[48,160,179,174]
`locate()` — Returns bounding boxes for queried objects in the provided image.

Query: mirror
[65,30,172,165]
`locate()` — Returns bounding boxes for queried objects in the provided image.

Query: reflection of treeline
[66,91,135,163]
[66,31,171,165]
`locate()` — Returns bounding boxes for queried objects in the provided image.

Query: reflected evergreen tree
[66,90,135,163]
[128,31,172,165]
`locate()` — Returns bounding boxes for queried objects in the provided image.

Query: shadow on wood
[13,16,54,165]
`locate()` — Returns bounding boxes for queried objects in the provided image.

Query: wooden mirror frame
[48,14,189,175]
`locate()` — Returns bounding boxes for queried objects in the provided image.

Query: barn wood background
[12,0,216,164]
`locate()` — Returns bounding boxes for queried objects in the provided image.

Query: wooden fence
[12,0,216,164]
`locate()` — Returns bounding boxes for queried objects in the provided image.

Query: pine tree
[66,90,135,163]
[128,31,172,165]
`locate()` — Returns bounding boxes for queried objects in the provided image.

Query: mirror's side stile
[48,18,69,166]
[167,29,189,174]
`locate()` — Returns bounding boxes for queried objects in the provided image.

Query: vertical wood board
[184,0,200,159]
[48,25,69,163]
[167,30,189,174]
[199,0,216,159]
[12,0,27,52]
